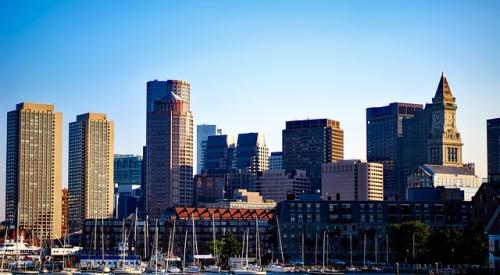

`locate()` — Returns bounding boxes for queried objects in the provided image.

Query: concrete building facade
[256,169,311,202]
[6,102,63,239]
[283,119,344,192]
[68,113,114,233]
[321,160,384,201]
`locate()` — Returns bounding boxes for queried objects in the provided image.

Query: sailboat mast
[134,208,137,257]
[301,233,304,267]
[212,214,217,264]
[102,218,105,267]
[363,233,366,267]
[375,235,378,265]
[314,233,318,266]
[276,215,284,264]
[154,219,158,275]
[183,230,188,270]
[349,234,353,268]
[322,231,326,270]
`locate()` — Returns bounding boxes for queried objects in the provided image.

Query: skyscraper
[197,124,217,174]
[68,113,114,233]
[487,118,500,183]
[235,133,269,174]
[204,134,235,174]
[400,73,464,199]
[366,103,422,200]
[283,119,344,191]
[6,102,62,239]
[145,80,194,218]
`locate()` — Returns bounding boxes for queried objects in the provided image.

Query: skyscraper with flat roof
[68,113,114,233]
[488,118,500,183]
[235,133,269,174]
[366,102,422,200]
[283,119,344,191]
[145,80,194,218]
[204,134,235,174]
[6,102,62,239]
[197,124,217,174]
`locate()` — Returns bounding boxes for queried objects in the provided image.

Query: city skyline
[2,0,500,220]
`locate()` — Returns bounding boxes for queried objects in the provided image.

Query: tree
[427,226,461,264]
[388,221,430,263]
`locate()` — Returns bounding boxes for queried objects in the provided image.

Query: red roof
[169,207,273,220]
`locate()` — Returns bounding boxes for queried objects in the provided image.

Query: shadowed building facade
[366,103,422,200]
[68,113,114,233]
[283,119,344,192]
[401,74,464,199]
[488,118,500,184]
[145,80,194,218]
[6,102,62,239]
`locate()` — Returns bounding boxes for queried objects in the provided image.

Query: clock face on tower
[434,112,441,123]
[446,112,453,126]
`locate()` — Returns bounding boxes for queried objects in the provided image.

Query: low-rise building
[203,189,276,210]
[276,195,472,265]
[407,164,481,201]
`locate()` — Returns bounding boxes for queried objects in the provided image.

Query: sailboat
[308,231,342,275]
[97,219,110,273]
[165,220,181,273]
[146,219,165,274]
[204,214,220,273]
[265,215,287,273]
[114,220,141,274]
[233,217,266,275]
[184,216,200,273]
[345,234,358,272]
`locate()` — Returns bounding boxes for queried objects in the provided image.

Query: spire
[432,72,455,104]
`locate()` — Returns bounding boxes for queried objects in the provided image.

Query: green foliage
[388,221,430,263]
[389,221,488,265]
[206,232,241,267]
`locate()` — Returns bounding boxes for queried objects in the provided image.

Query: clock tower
[427,73,463,166]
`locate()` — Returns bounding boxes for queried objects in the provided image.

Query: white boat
[346,266,359,272]
[264,264,285,272]
[10,271,39,275]
[167,266,181,273]
[113,266,142,274]
[184,265,201,273]
[204,264,220,273]
[232,268,266,275]
[0,238,40,259]
[97,265,110,273]
[0,272,13,275]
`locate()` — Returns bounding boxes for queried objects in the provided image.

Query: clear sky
[1,0,500,220]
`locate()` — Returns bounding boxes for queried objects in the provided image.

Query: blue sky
[1,0,500,219]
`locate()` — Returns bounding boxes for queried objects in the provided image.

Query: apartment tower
[6,102,62,239]
[68,113,114,233]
